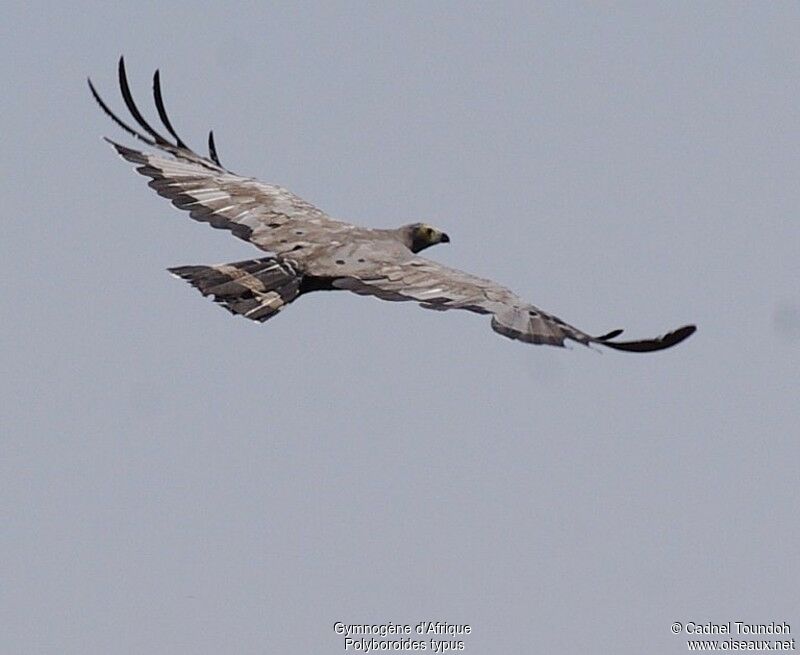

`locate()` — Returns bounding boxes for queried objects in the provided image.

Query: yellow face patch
[407,223,449,252]
[416,224,441,245]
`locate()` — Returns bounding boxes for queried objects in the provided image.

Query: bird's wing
[333,256,696,351]
[89,58,350,255]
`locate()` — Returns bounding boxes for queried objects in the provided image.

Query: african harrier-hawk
[89,58,696,352]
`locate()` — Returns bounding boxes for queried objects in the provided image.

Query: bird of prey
[89,58,696,352]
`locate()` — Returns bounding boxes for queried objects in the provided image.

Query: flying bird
[89,58,695,352]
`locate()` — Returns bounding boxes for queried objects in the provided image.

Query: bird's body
[89,59,696,352]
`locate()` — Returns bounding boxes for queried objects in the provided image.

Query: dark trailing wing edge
[87,56,224,170]
[596,324,696,352]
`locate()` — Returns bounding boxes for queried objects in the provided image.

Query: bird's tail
[168,257,302,322]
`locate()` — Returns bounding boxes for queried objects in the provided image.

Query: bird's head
[400,222,451,253]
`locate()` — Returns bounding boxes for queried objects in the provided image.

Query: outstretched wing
[334,256,696,351]
[89,58,350,255]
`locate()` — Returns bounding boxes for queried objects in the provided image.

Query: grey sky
[2,2,798,653]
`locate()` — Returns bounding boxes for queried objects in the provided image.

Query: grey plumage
[89,58,696,353]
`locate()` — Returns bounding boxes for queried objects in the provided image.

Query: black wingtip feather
[597,328,624,341]
[152,69,188,149]
[91,58,228,173]
[601,324,696,353]
[208,130,222,166]
[88,76,157,147]
[117,57,173,147]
